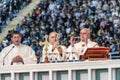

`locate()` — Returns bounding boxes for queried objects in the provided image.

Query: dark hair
[11,31,22,38]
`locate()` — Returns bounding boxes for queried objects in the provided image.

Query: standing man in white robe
[0,31,37,66]
[67,28,99,60]
[42,31,67,62]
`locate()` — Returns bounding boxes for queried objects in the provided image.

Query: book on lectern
[82,47,111,60]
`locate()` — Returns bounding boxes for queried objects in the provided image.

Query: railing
[0,59,120,80]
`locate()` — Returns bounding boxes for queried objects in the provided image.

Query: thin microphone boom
[3,46,14,65]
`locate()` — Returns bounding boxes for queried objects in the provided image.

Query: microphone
[3,46,14,65]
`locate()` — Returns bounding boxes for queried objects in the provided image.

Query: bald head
[49,32,58,44]
[81,28,90,34]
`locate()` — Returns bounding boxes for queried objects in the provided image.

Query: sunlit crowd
[0,0,120,57]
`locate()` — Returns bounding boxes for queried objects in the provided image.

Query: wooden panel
[82,47,110,60]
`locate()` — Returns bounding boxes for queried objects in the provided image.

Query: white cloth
[0,44,37,66]
[67,39,99,60]
[42,44,66,62]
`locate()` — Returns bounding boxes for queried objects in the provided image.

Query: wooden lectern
[82,47,111,61]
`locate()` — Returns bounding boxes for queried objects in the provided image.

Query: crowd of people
[0,0,120,63]
[0,0,32,32]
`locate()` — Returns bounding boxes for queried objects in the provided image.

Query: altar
[0,59,120,80]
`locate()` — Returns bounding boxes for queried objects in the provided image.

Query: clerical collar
[49,41,53,44]
[12,44,22,47]
[81,39,90,47]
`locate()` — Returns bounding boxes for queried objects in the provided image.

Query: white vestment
[67,39,99,60]
[42,44,67,62]
[0,44,37,66]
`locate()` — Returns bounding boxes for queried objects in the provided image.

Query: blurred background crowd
[0,0,120,59]
[0,0,32,29]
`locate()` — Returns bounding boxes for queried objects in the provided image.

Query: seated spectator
[110,41,118,52]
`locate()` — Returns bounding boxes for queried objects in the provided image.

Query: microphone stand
[3,46,14,65]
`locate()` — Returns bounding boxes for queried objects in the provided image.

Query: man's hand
[57,47,62,53]
[57,47,63,57]
[52,41,59,52]
[12,55,23,63]
[70,36,75,47]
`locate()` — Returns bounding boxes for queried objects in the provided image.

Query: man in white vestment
[42,31,66,62]
[0,31,37,65]
[67,28,99,60]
